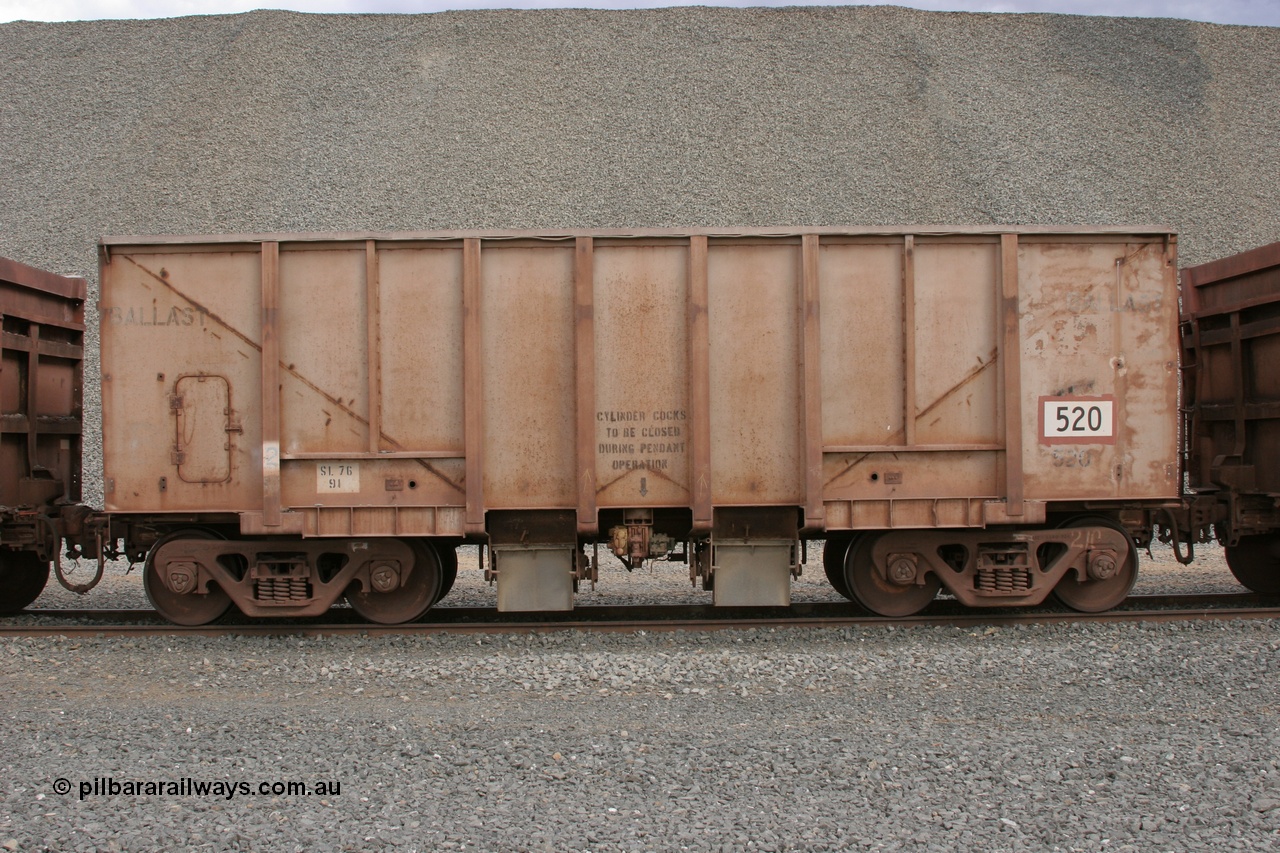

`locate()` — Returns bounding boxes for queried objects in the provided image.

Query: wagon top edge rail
[99,224,1177,250]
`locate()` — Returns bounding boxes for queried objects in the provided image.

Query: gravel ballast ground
[1,619,1277,851]
[4,544,1278,851]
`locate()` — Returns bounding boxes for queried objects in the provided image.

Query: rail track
[1,593,1277,638]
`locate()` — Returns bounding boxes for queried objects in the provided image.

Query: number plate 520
[1039,396,1116,445]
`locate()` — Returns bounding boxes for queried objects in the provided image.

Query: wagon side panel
[818,239,905,448]
[593,241,691,508]
[819,236,1002,529]
[100,247,263,513]
[707,240,804,506]
[378,245,466,454]
[914,240,1002,447]
[277,245,370,455]
[481,244,577,509]
[271,241,469,535]
[1019,237,1180,502]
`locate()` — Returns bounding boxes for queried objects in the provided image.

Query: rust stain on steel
[824,452,875,488]
[914,347,998,423]
[121,255,462,493]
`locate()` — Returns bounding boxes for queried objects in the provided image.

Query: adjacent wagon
[1181,241,1280,593]
[0,256,89,611]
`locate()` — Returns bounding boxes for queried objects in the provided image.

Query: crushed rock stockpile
[2,7,1279,505]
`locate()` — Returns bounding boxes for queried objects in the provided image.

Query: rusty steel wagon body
[0,256,92,611]
[94,226,1183,623]
[1181,241,1280,593]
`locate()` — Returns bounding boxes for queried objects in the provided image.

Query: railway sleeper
[839,520,1138,616]
[144,534,442,625]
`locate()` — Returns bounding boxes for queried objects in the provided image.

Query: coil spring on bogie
[256,577,312,601]
[975,567,1032,593]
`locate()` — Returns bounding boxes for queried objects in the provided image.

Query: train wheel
[844,533,940,617]
[0,550,51,614]
[347,539,441,624]
[143,530,233,626]
[1052,517,1138,613]
[434,544,458,605]
[1225,534,1280,594]
[822,537,854,600]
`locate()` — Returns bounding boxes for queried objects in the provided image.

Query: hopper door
[172,374,235,483]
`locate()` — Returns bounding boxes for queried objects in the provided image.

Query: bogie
[140,533,448,626]
[824,521,1139,615]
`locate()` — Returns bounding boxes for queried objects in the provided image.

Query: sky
[1,0,1277,28]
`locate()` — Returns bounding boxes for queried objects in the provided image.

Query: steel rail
[1,593,1276,638]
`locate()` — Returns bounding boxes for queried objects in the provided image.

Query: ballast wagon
[95,227,1181,623]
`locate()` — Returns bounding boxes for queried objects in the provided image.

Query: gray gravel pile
[2,7,1279,508]
[2,620,1278,851]
[3,8,1279,270]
